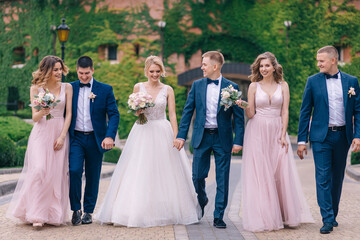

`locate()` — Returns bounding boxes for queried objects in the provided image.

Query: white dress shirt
[298,72,344,145]
[205,75,222,128]
[327,72,345,127]
[75,78,94,132]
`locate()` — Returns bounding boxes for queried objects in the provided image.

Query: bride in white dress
[95,56,200,227]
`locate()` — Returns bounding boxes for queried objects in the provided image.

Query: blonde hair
[32,55,69,87]
[317,45,339,62]
[202,51,224,67]
[249,52,283,83]
[144,55,166,77]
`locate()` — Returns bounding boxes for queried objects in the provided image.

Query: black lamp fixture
[158,20,166,62]
[57,18,70,61]
[57,18,70,82]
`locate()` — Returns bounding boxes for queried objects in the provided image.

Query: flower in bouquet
[29,88,60,120]
[220,85,244,111]
[127,92,155,124]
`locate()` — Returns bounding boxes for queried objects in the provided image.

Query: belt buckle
[330,126,336,131]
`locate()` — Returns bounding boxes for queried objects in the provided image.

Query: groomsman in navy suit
[69,56,119,225]
[174,51,244,228]
[297,46,360,234]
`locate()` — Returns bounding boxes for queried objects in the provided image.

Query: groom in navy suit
[297,46,360,234]
[69,56,119,225]
[174,51,244,228]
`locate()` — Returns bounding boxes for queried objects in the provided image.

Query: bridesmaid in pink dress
[236,52,314,232]
[6,56,73,229]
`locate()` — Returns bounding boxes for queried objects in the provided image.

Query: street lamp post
[284,20,292,51]
[158,21,166,63]
[57,18,70,81]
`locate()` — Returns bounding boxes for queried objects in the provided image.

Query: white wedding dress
[95,83,200,227]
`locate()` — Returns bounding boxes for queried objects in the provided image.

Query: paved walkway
[1,143,360,239]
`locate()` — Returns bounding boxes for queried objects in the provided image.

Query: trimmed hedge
[103,147,122,164]
[351,152,360,165]
[0,135,16,167]
[0,116,33,142]
[15,146,27,167]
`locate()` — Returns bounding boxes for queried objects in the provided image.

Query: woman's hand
[40,107,50,117]
[280,135,288,153]
[235,99,248,110]
[135,109,144,116]
[54,136,65,151]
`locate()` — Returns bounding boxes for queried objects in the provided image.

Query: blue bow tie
[79,82,91,88]
[325,73,339,79]
[207,78,219,85]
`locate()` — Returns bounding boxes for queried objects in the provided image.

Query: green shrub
[103,147,122,164]
[15,146,27,167]
[0,116,33,142]
[0,135,16,167]
[16,137,29,147]
[14,108,32,119]
[351,152,360,165]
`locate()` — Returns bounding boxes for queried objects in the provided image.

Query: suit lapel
[217,77,226,113]
[90,79,99,115]
[200,78,207,111]
[73,81,80,119]
[341,72,349,109]
[319,74,329,107]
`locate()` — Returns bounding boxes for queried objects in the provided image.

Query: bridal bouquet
[29,88,60,120]
[127,92,155,124]
[220,85,247,111]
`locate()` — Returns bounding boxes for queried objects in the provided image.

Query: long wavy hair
[32,55,69,87]
[144,55,166,77]
[249,52,283,83]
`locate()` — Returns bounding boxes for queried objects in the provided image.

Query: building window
[108,45,117,60]
[13,46,25,65]
[33,47,39,64]
[134,43,140,57]
[335,46,344,62]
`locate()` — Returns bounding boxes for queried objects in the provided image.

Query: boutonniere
[89,92,96,102]
[348,87,356,98]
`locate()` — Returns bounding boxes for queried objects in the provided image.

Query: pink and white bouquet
[127,92,155,124]
[29,88,60,120]
[220,85,247,111]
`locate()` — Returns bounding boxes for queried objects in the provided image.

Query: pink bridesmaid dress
[241,82,314,232]
[7,83,69,225]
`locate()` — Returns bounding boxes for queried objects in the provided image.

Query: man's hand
[297,144,307,160]
[173,138,185,151]
[101,137,115,150]
[351,138,360,152]
[232,145,243,154]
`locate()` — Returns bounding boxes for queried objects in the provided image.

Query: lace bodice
[255,82,282,117]
[140,83,167,120]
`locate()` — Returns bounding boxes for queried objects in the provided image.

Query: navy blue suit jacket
[177,77,245,152]
[298,72,360,145]
[70,79,120,153]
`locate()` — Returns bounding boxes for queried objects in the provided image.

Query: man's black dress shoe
[81,212,93,224]
[71,210,82,226]
[333,220,338,227]
[200,198,209,219]
[320,223,333,234]
[213,218,227,229]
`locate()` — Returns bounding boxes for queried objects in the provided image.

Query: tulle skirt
[95,119,200,227]
[6,117,69,225]
[241,114,314,232]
